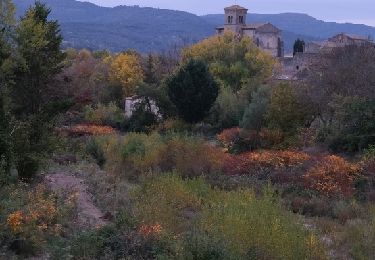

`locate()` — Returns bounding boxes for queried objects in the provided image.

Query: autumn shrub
[217,127,241,150]
[224,150,310,176]
[157,118,191,133]
[84,102,124,127]
[98,132,227,180]
[0,184,76,256]
[132,174,327,259]
[217,128,285,153]
[303,155,361,198]
[58,124,116,137]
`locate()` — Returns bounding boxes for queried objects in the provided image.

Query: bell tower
[224,5,248,35]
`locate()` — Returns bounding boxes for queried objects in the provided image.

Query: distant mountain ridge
[13,0,375,53]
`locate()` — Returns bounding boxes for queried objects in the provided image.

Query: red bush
[217,128,241,148]
[224,150,310,176]
[303,155,361,197]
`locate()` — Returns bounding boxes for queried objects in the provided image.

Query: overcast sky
[80,0,375,26]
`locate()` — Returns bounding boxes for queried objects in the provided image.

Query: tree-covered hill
[13,0,375,53]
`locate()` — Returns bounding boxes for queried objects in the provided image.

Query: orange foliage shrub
[155,139,228,178]
[138,223,163,237]
[217,128,241,148]
[6,185,75,243]
[224,150,310,175]
[303,155,361,197]
[58,124,116,137]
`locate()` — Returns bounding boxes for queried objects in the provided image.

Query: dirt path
[45,172,108,229]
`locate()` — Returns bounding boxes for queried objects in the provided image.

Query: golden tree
[108,53,144,97]
[182,31,276,91]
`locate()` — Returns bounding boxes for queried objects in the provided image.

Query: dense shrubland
[0,0,374,258]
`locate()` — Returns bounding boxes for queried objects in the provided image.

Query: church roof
[245,23,267,29]
[225,5,248,11]
[244,23,281,33]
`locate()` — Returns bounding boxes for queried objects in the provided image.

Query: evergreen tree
[0,0,15,183]
[9,1,68,180]
[293,38,305,56]
[167,59,219,123]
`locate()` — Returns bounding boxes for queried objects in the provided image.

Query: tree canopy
[182,32,276,92]
[167,59,219,123]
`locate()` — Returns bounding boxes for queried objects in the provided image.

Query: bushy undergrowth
[95,132,227,180]
[224,150,310,176]
[84,102,124,127]
[131,174,327,259]
[0,184,76,257]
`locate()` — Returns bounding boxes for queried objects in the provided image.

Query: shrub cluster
[97,132,227,180]
[131,174,327,259]
[224,150,310,176]
[0,184,76,256]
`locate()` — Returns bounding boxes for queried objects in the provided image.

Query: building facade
[216,5,284,57]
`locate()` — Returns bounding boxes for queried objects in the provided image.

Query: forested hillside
[13,0,375,53]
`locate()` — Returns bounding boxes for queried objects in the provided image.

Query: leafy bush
[224,150,310,176]
[126,99,158,133]
[58,124,116,137]
[266,83,311,136]
[0,184,76,256]
[218,128,286,153]
[132,174,327,259]
[84,102,124,127]
[325,97,375,153]
[208,86,246,129]
[98,132,227,180]
[303,155,361,198]
[86,138,106,168]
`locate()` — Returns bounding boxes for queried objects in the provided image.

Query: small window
[296,66,300,70]
[239,16,244,24]
[227,16,233,24]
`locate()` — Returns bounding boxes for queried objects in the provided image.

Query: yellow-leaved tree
[108,53,144,97]
[182,31,276,92]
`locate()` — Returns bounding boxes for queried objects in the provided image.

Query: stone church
[216,5,284,57]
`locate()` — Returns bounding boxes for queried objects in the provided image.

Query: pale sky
[79,0,375,26]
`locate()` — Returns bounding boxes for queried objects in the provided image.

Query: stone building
[216,5,284,57]
[304,33,374,54]
[279,33,374,81]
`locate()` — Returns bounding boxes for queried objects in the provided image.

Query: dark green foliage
[86,139,106,168]
[127,102,158,133]
[293,38,305,55]
[167,59,219,123]
[0,94,12,183]
[12,1,66,117]
[5,1,69,180]
[325,97,375,153]
[183,229,230,260]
